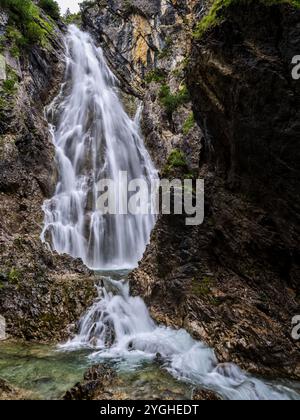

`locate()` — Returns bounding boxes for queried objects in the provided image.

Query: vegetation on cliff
[194,0,300,39]
[0,0,60,51]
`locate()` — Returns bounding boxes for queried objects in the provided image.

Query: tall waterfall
[41,26,157,269]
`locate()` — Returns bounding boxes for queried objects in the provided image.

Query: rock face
[0,7,96,342]
[188,1,300,241]
[82,0,300,380]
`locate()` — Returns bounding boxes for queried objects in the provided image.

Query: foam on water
[61,279,300,401]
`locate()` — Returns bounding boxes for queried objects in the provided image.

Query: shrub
[167,149,187,168]
[159,84,190,116]
[38,0,60,20]
[145,68,166,84]
[8,268,21,285]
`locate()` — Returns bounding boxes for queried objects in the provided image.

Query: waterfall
[42,26,299,401]
[41,25,157,270]
[60,278,300,401]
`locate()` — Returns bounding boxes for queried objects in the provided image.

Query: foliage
[167,149,187,168]
[183,112,195,135]
[8,268,21,285]
[159,84,190,116]
[38,0,60,20]
[158,36,173,59]
[1,65,18,95]
[145,68,166,84]
[0,0,50,48]
[63,12,81,26]
[194,0,300,39]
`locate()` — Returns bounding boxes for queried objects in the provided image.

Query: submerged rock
[63,364,120,400]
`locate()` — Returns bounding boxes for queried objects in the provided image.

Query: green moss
[8,268,21,285]
[194,0,300,39]
[159,84,190,116]
[1,66,18,95]
[191,276,215,296]
[0,36,6,53]
[183,112,195,135]
[145,69,166,84]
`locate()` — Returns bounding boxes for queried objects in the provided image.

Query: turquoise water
[0,341,90,399]
[0,341,192,400]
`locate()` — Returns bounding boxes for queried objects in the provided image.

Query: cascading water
[41,25,157,270]
[42,26,300,401]
[61,278,300,401]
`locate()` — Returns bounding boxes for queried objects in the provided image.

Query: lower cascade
[61,277,299,401]
[41,27,299,401]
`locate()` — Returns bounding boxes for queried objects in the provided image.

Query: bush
[145,69,166,84]
[167,149,187,168]
[38,0,60,20]
[159,84,190,116]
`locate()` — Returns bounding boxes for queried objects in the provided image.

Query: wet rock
[63,364,119,400]
[192,388,221,401]
[0,378,32,400]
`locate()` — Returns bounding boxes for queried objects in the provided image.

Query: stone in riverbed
[0,378,32,400]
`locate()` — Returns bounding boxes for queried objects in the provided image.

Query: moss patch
[191,276,214,296]
[183,112,195,135]
[8,268,21,285]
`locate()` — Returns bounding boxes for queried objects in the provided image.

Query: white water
[41,25,157,270]
[43,26,299,400]
[61,278,299,401]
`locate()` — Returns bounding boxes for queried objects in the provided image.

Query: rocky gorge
[0,0,300,400]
